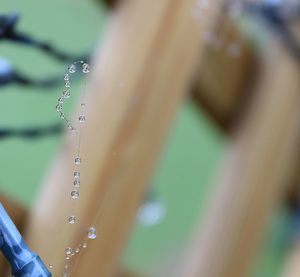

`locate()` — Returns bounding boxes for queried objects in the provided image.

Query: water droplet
[87,227,97,239]
[74,180,80,188]
[75,248,80,253]
[64,81,70,88]
[49,264,53,269]
[74,172,80,178]
[56,104,62,112]
[71,190,79,199]
[64,265,68,269]
[75,157,82,165]
[63,89,70,98]
[79,115,86,123]
[66,247,73,256]
[62,271,69,277]
[82,242,88,248]
[82,63,90,73]
[68,216,76,224]
[69,64,76,74]
[58,97,64,104]
[60,112,65,119]
[64,74,69,81]
[81,103,85,107]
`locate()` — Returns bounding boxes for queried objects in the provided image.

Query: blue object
[0,203,51,276]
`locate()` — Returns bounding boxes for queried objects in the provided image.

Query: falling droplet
[82,63,90,73]
[62,271,69,277]
[49,264,53,269]
[75,157,82,165]
[69,64,76,73]
[58,97,64,104]
[81,103,85,107]
[82,242,88,248]
[60,112,65,119]
[87,227,97,239]
[74,180,80,188]
[71,190,79,199]
[75,248,80,254]
[74,172,80,178]
[79,115,86,123]
[68,216,76,224]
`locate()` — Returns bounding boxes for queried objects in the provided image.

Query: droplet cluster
[56,61,90,132]
[64,242,89,262]
[54,61,97,276]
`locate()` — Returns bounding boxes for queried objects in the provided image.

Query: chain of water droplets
[53,61,97,277]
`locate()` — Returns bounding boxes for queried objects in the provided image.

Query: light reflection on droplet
[71,190,79,199]
[87,227,97,239]
[68,216,76,224]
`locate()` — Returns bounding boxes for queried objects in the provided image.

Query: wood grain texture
[25,0,221,276]
[176,37,300,277]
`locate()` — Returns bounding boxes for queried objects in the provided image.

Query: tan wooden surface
[104,0,257,131]
[193,14,256,130]
[176,37,300,277]
[25,0,222,276]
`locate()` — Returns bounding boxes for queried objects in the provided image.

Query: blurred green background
[0,1,291,276]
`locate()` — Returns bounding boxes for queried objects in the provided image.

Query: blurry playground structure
[1,0,300,276]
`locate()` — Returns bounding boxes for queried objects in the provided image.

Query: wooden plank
[176,36,300,277]
[103,0,257,130]
[193,14,256,130]
[25,0,222,276]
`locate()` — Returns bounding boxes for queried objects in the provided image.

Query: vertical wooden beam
[193,14,256,130]
[177,37,300,277]
[25,0,222,276]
